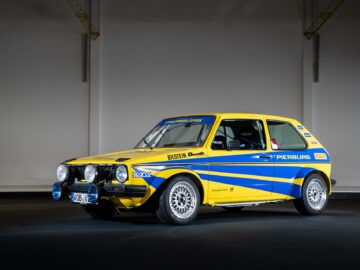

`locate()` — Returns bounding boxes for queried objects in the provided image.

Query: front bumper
[53,182,148,202]
[331,179,337,186]
[68,183,147,198]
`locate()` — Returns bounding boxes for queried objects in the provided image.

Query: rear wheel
[156,176,200,225]
[294,173,328,215]
[83,200,115,220]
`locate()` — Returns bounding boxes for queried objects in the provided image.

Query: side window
[267,121,307,150]
[211,120,266,150]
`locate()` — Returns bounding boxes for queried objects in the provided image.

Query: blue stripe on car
[198,173,302,198]
[140,148,330,166]
[135,149,328,197]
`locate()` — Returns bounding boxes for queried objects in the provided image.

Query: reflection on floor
[0,195,359,269]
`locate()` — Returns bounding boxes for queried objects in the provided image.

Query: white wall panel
[1,0,359,191]
[312,0,360,191]
[0,1,89,191]
[100,1,303,153]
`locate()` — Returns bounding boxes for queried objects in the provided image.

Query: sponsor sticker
[159,116,215,126]
[314,153,327,160]
[132,171,152,178]
[188,152,204,157]
[304,133,312,138]
[167,153,186,160]
[164,118,202,125]
[276,155,311,160]
[297,125,304,130]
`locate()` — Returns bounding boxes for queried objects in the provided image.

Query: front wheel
[294,173,329,215]
[156,176,200,225]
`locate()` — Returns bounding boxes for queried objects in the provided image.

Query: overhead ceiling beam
[304,0,345,40]
[65,0,100,40]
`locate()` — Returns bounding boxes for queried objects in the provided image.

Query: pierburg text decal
[276,155,311,160]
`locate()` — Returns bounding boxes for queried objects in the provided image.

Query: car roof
[166,112,299,122]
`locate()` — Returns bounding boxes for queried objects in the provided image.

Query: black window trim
[266,120,308,151]
[211,118,267,151]
[134,115,216,149]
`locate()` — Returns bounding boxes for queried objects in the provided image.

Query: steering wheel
[238,136,262,149]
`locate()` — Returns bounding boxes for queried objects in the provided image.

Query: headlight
[116,165,128,183]
[84,165,97,183]
[57,164,68,182]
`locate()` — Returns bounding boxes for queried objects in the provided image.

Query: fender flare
[296,169,332,197]
[153,167,206,204]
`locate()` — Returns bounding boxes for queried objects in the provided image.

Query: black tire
[223,206,244,212]
[83,200,115,220]
[294,173,329,215]
[156,176,200,225]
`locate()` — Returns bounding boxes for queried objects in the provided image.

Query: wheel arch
[303,170,332,194]
[157,171,205,204]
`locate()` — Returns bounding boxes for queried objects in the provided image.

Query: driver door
[207,118,274,203]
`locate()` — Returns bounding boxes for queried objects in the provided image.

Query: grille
[68,165,115,183]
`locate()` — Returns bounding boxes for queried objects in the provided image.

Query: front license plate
[71,192,89,204]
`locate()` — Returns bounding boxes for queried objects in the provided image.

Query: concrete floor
[0,196,359,269]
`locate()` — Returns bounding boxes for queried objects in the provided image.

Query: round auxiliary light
[84,165,97,183]
[52,182,63,201]
[56,164,68,182]
[87,184,99,204]
[116,165,128,183]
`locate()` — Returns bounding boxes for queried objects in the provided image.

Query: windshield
[135,116,215,149]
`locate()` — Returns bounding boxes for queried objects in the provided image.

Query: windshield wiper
[141,138,153,150]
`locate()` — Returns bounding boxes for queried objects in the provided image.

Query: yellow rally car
[52,113,335,225]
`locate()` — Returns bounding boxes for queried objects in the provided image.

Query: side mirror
[228,140,242,150]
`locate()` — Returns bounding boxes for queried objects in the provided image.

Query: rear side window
[267,121,307,150]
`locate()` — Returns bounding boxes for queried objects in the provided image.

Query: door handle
[260,154,273,159]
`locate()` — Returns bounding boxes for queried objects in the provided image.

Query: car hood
[66,148,205,165]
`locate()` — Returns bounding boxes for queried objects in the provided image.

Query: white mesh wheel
[156,176,200,225]
[168,181,197,219]
[306,178,327,211]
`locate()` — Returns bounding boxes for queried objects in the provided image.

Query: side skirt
[214,200,286,207]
